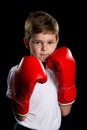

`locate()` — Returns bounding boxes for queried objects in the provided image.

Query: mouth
[40,54,49,57]
[40,54,49,62]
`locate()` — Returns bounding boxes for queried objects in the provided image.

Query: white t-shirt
[6,66,61,130]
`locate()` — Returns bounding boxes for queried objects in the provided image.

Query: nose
[42,43,47,51]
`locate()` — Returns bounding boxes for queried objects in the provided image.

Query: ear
[57,37,59,43]
[56,37,59,46]
[23,37,30,49]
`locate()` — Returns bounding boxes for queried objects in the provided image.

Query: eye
[32,40,41,44]
[35,41,41,44]
[48,41,54,44]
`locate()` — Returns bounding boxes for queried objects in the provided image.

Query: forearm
[59,103,72,116]
[15,113,27,121]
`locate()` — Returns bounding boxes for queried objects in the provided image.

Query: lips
[40,54,49,57]
[40,54,49,62]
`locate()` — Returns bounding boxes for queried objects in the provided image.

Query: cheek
[30,46,40,56]
[49,45,57,53]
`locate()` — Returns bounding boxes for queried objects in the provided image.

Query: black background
[0,1,86,130]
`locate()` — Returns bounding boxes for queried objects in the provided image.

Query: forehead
[31,33,57,40]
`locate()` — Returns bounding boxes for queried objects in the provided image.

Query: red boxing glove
[46,47,76,104]
[12,56,47,115]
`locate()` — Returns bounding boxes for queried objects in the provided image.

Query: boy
[6,11,76,130]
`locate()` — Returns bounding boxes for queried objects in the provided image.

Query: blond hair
[24,11,59,40]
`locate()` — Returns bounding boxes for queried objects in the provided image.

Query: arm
[6,65,25,120]
[8,56,47,121]
[60,103,72,116]
[47,47,77,116]
[15,113,26,121]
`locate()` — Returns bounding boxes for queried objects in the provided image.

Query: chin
[41,59,46,63]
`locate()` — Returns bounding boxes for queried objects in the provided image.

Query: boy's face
[28,33,58,62]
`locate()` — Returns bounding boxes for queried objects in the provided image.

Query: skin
[16,33,72,121]
[24,33,58,62]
